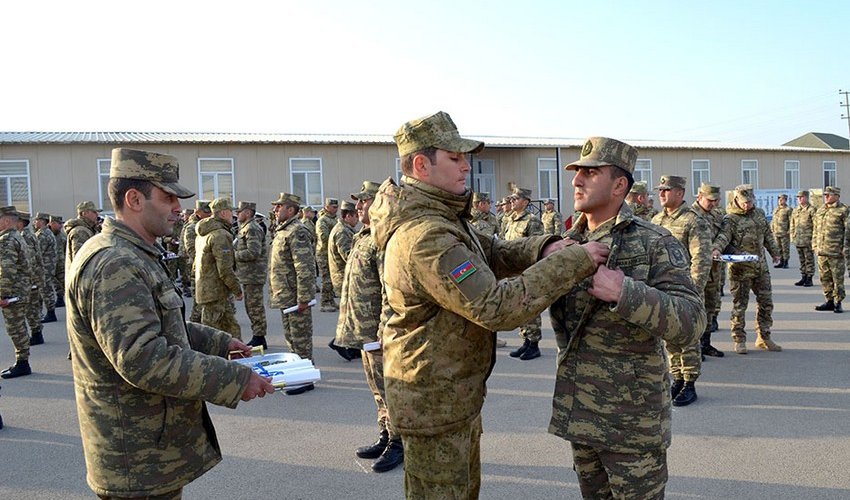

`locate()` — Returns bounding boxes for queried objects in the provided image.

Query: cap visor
[438,138,484,154]
[155,181,195,199]
[564,159,609,170]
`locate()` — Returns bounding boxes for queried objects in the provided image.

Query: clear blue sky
[3,0,848,146]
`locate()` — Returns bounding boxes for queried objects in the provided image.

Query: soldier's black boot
[804,275,813,287]
[700,328,724,358]
[815,300,835,311]
[30,330,44,346]
[54,297,65,308]
[246,335,267,349]
[519,342,541,360]
[710,316,719,333]
[510,339,530,358]
[328,339,354,361]
[41,310,57,323]
[671,378,685,399]
[1,360,31,379]
[782,259,789,269]
[372,439,404,473]
[673,381,698,407]
[835,301,843,313]
[356,429,389,459]
[794,275,806,286]
[774,260,782,268]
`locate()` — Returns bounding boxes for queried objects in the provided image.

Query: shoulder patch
[667,242,689,268]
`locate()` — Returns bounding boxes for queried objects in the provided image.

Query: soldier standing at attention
[549,137,705,499]
[269,193,318,395]
[316,197,340,312]
[712,184,782,353]
[371,111,608,498]
[64,201,101,271]
[195,198,243,339]
[34,213,58,324]
[505,186,546,361]
[49,215,67,308]
[626,181,653,221]
[772,194,792,268]
[495,197,508,237]
[234,201,268,349]
[182,200,211,320]
[813,186,850,313]
[16,213,48,344]
[162,203,184,279]
[470,192,499,238]
[300,205,317,249]
[66,147,274,499]
[652,175,712,406]
[0,206,34,378]
[541,199,564,235]
[693,183,726,357]
[791,190,816,287]
[328,200,358,297]
[177,208,194,296]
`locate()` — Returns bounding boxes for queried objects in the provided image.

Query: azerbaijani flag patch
[450,260,477,283]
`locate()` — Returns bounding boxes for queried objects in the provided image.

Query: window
[784,160,800,190]
[691,160,710,197]
[290,158,323,207]
[824,161,837,188]
[742,160,758,187]
[470,158,497,200]
[634,159,652,188]
[198,158,234,201]
[97,159,111,211]
[0,160,31,213]
[537,158,558,201]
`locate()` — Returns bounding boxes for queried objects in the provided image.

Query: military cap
[796,190,810,197]
[340,200,356,211]
[77,201,103,214]
[49,214,63,224]
[271,192,302,206]
[394,111,484,157]
[512,187,532,200]
[34,212,51,221]
[698,183,721,201]
[17,211,31,221]
[472,192,491,204]
[544,199,556,205]
[778,194,788,200]
[566,136,638,174]
[734,184,755,203]
[629,182,648,195]
[236,201,257,213]
[0,206,18,218]
[109,148,194,199]
[825,186,841,195]
[209,198,234,212]
[655,175,687,191]
[325,197,339,206]
[195,200,212,212]
[351,181,381,201]
[301,205,315,213]
[499,197,511,206]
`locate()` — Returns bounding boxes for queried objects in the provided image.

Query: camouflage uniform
[50,216,67,304]
[469,208,499,239]
[541,208,564,236]
[790,193,816,279]
[692,195,724,348]
[772,200,792,265]
[19,224,46,336]
[235,214,268,339]
[301,215,316,249]
[162,216,183,279]
[35,217,58,317]
[194,210,242,339]
[315,204,338,310]
[504,198,545,344]
[627,200,652,221]
[64,215,97,273]
[181,211,203,321]
[328,217,356,296]
[813,192,850,306]
[0,223,32,363]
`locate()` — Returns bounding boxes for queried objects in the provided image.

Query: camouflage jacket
[627,201,653,221]
[813,202,850,261]
[371,176,598,437]
[315,210,337,261]
[328,219,356,295]
[194,217,241,304]
[496,212,508,238]
[165,218,183,253]
[66,218,251,497]
[541,210,564,235]
[54,228,67,275]
[0,227,32,300]
[268,216,317,309]
[691,201,724,240]
[470,209,499,239]
[180,215,200,260]
[790,203,816,247]
[548,203,705,454]
[64,216,97,265]
[20,226,46,290]
[301,217,317,249]
[504,209,544,241]
[772,206,792,236]
[335,226,384,349]
[714,203,780,278]
[651,203,712,290]
[36,225,58,278]
[234,219,267,285]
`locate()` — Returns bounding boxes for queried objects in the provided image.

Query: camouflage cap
[351,181,381,201]
[77,201,103,214]
[195,200,212,212]
[472,192,491,203]
[34,212,51,221]
[209,197,234,212]
[566,136,638,174]
[17,211,31,221]
[325,197,339,206]
[778,194,788,200]
[545,199,556,205]
[0,206,18,218]
[110,148,195,199]
[796,190,810,197]
[698,183,721,201]
[301,205,315,213]
[655,175,687,191]
[394,111,484,157]
[498,197,511,206]
[49,214,63,224]
[511,187,532,200]
[271,192,302,206]
[629,182,648,195]
[236,201,257,212]
[825,186,841,195]
[734,184,755,203]
[340,200,356,211]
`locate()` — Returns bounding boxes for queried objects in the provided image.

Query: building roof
[783,132,850,150]
[0,131,847,153]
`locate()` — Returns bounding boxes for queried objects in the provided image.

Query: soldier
[646,195,660,219]
[162,203,184,279]
[234,201,268,349]
[495,197,509,238]
[182,200,212,319]
[64,201,101,270]
[813,186,850,313]
[652,175,712,406]
[328,200,358,296]
[772,194,792,268]
[693,183,726,357]
[49,215,67,308]
[300,205,317,249]
[713,184,782,353]
[0,206,34,378]
[372,111,607,498]
[505,186,546,360]
[316,197,340,312]
[470,192,499,238]
[626,181,653,220]
[541,199,564,235]
[176,208,194,296]
[335,180,404,473]
[66,147,273,499]
[195,198,243,339]
[549,137,705,499]
[33,212,58,325]
[791,190,816,287]
[269,192,318,395]
[16,213,47,345]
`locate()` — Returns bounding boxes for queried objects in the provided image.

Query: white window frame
[0,159,32,214]
[824,161,837,188]
[634,159,652,189]
[198,157,235,201]
[741,159,759,188]
[537,158,558,202]
[97,158,111,211]
[691,159,711,197]
[289,157,324,208]
[784,160,800,190]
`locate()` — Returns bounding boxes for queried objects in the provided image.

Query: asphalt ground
[1,259,850,499]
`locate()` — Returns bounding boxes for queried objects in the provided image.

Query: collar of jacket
[401,175,473,220]
[278,215,302,231]
[101,217,164,259]
[572,201,635,235]
[662,201,689,220]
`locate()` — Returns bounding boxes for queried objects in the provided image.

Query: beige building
[0,131,847,219]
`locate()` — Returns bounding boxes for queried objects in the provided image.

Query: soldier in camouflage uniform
[693,183,726,357]
[0,206,34,378]
[316,197,339,312]
[300,205,317,249]
[647,196,660,220]
[549,137,705,499]
[772,194,792,268]
[626,181,653,221]
[495,197,509,238]
[234,201,268,348]
[541,199,564,235]
[34,212,58,324]
[16,214,47,344]
[505,186,546,360]
[66,147,273,499]
[328,200,358,296]
[652,175,712,407]
[195,198,243,339]
[176,208,194,296]
[373,111,608,499]
[791,190,816,287]
[713,184,782,353]
[269,193,318,395]
[49,215,66,307]
[182,200,212,321]
[162,205,184,279]
[470,192,499,238]
[813,186,850,313]
[64,200,101,271]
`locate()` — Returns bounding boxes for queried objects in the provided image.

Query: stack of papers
[716,254,759,263]
[232,352,321,390]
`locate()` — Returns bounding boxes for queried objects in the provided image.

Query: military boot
[285,383,314,395]
[355,429,389,459]
[41,310,57,323]
[519,342,541,360]
[372,439,404,473]
[803,275,814,287]
[794,275,806,286]
[246,335,267,349]
[672,381,698,407]
[834,301,844,314]
[328,339,355,361]
[815,300,835,311]
[710,317,719,333]
[755,336,782,352]
[774,260,782,268]
[1,360,32,379]
[700,329,724,358]
[671,378,685,399]
[30,330,44,346]
[782,259,789,269]
[510,339,530,358]
[734,342,748,355]
[55,297,65,308]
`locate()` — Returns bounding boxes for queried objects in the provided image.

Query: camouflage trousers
[519,314,542,343]
[25,287,43,335]
[242,284,267,337]
[281,307,314,360]
[316,256,335,307]
[571,442,667,500]
[188,278,202,322]
[729,270,773,342]
[403,414,482,500]
[703,262,722,323]
[774,234,790,261]
[817,255,846,303]
[667,340,701,382]
[2,302,30,361]
[363,350,394,439]
[797,245,815,276]
[200,299,241,340]
[41,272,56,313]
[98,488,182,500]
[53,269,65,301]
[178,256,193,290]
